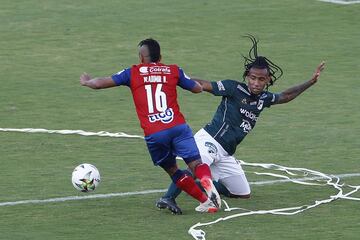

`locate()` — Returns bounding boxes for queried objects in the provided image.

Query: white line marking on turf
[249,172,360,185]
[189,170,360,240]
[2,127,359,240]
[0,189,167,207]
[0,173,359,207]
[319,0,360,4]
[0,128,144,139]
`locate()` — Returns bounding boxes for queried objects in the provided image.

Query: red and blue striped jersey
[112,63,196,136]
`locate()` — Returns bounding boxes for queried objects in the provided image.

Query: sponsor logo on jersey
[240,119,252,133]
[148,108,174,124]
[216,81,225,91]
[139,66,148,74]
[205,141,218,158]
[257,100,264,110]
[140,66,171,75]
[241,98,247,104]
[239,108,258,121]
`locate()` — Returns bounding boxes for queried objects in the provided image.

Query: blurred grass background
[0,0,359,239]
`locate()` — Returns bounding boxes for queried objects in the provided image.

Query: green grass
[1,0,360,239]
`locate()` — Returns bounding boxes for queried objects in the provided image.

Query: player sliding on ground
[80,38,221,213]
[156,35,325,215]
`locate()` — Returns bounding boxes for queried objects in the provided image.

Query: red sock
[176,175,207,203]
[194,163,212,180]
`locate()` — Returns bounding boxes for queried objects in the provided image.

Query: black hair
[138,38,161,62]
[242,34,283,88]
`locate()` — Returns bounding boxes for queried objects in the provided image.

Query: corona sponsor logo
[148,108,174,123]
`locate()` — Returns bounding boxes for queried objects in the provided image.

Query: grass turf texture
[0,0,360,239]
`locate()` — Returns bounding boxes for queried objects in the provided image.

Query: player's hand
[311,61,325,83]
[80,72,92,86]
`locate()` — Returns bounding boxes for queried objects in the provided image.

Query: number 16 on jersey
[144,84,167,113]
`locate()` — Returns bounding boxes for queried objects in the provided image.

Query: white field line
[0,128,144,139]
[1,173,359,207]
[249,172,360,185]
[0,189,166,207]
[318,0,360,4]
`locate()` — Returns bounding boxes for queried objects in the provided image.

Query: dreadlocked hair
[242,34,283,88]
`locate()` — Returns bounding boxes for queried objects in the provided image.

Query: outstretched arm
[275,61,325,104]
[190,81,203,93]
[80,73,116,89]
[192,78,213,92]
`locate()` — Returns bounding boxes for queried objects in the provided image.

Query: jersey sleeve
[263,92,280,108]
[177,68,196,91]
[210,80,238,96]
[111,68,131,87]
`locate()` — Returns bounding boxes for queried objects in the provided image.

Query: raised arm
[80,73,116,89]
[275,61,325,104]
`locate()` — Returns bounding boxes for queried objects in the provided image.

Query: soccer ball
[71,163,101,192]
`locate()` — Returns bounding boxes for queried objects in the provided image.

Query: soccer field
[1,0,360,239]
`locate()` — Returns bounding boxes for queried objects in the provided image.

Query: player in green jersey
[156,35,325,215]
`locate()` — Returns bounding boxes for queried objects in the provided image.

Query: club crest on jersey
[148,108,174,124]
[257,100,264,110]
[205,141,218,158]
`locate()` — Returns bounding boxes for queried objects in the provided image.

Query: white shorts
[194,128,250,195]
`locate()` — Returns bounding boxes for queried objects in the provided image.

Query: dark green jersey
[204,80,279,155]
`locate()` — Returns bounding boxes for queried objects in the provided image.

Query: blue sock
[164,169,192,199]
[163,182,182,199]
[170,169,185,183]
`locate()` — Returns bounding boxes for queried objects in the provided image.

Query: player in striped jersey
[80,38,221,214]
